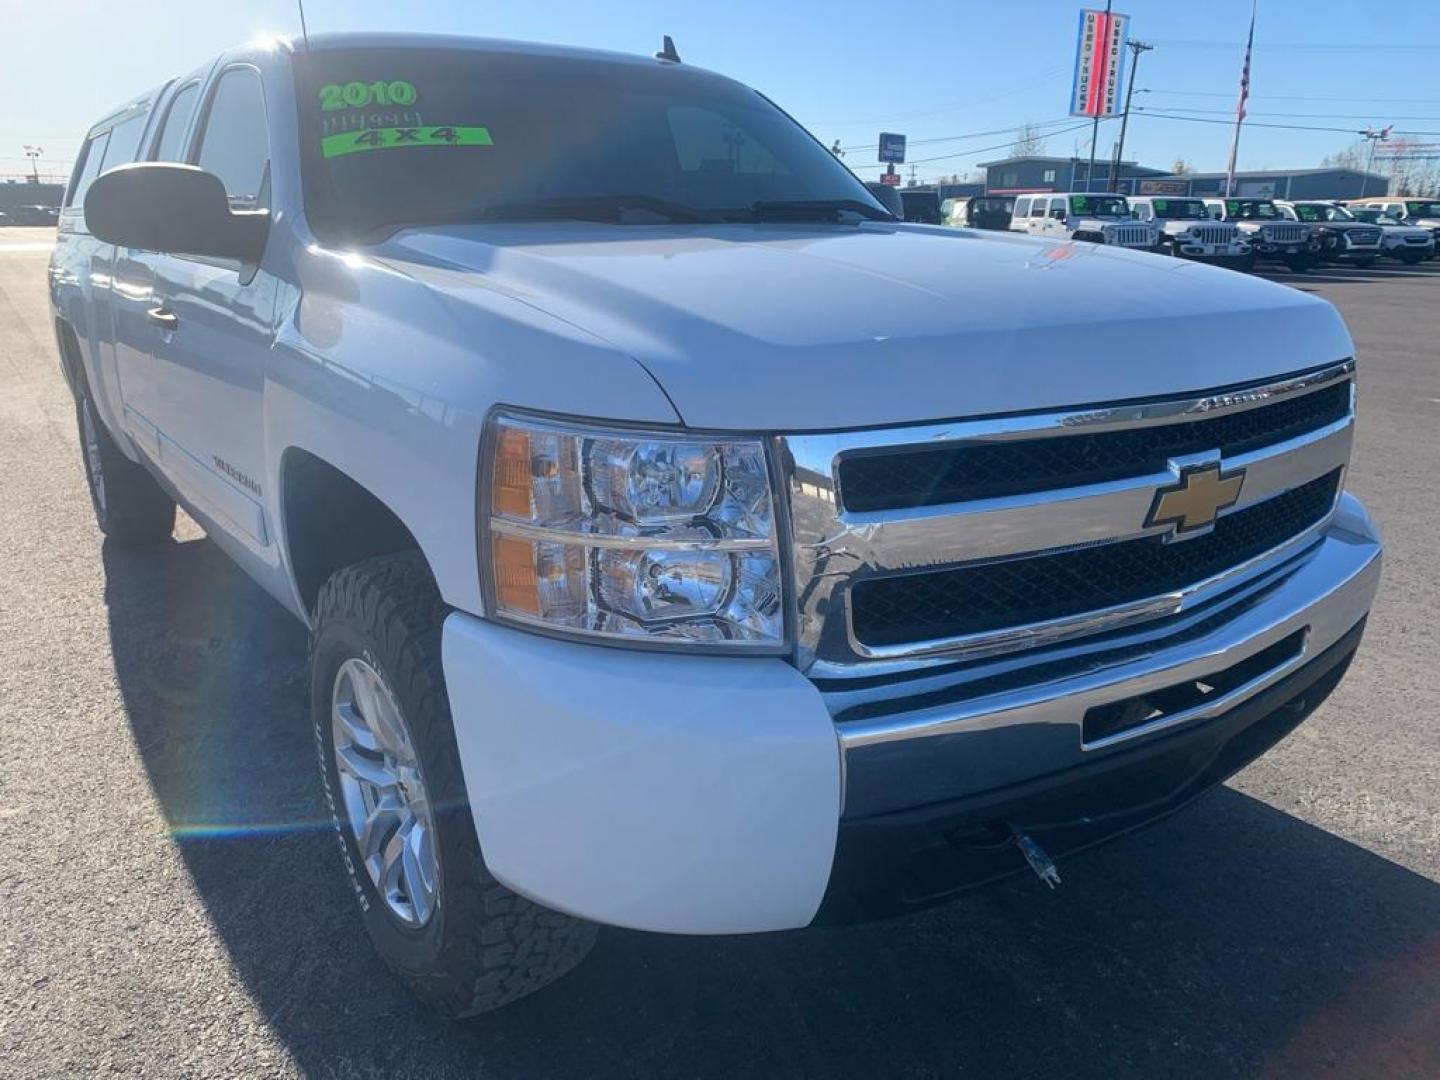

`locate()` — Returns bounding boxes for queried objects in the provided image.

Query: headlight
[480,412,787,652]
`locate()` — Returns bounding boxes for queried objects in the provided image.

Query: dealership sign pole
[1070,4,1130,192]
[878,132,906,187]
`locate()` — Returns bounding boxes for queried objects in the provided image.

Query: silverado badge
[1146,463,1245,536]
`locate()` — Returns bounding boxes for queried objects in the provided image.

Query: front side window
[1030,199,1047,218]
[66,131,110,207]
[296,48,882,241]
[195,67,270,211]
[152,82,200,162]
[101,112,151,172]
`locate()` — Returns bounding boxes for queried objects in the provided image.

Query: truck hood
[376,222,1353,431]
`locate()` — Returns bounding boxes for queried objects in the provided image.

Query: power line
[1143,88,1440,104]
[1133,108,1440,138]
[1136,104,1440,122]
[1148,39,1435,52]
[846,120,1101,172]
[813,66,1070,128]
[839,116,1080,154]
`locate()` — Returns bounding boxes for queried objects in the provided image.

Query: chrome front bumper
[837,493,1381,818]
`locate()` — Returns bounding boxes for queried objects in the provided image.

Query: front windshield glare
[1150,198,1207,219]
[1069,195,1128,217]
[1227,200,1280,220]
[298,48,886,239]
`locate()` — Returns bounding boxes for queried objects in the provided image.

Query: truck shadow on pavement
[102,536,1440,1080]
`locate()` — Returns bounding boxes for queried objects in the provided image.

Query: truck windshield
[1225,200,1281,220]
[1292,204,1353,223]
[295,47,885,240]
[1069,195,1127,217]
[1149,198,1207,220]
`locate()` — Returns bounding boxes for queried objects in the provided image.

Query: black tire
[1235,251,1259,273]
[74,382,175,544]
[311,552,596,1017]
[1284,254,1315,273]
[1397,251,1424,266]
[1354,258,1376,269]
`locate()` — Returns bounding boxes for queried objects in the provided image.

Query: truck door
[139,64,279,556]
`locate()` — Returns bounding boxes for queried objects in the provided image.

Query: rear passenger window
[66,132,110,207]
[1031,200,1047,218]
[101,113,150,171]
[152,82,200,162]
[194,67,270,210]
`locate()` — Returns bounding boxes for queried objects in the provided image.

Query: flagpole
[1224,0,1257,197]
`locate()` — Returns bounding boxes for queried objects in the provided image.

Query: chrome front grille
[1347,227,1382,247]
[1107,225,1153,248]
[782,362,1355,678]
[1189,224,1235,245]
[1262,223,1309,244]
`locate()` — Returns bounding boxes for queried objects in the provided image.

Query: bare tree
[1171,156,1193,175]
[1010,121,1047,158]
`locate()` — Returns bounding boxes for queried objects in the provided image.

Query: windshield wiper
[474,194,716,223]
[739,199,895,223]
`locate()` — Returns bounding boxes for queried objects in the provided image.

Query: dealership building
[969,156,1389,200]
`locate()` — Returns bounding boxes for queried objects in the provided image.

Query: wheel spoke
[379,817,412,899]
[335,744,394,790]
[357,793,405,866]
[402,821,435,924]
[334,702,381,753]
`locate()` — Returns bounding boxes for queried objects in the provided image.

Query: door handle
[146,305,178,330]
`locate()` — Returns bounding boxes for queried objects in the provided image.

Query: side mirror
[84,163,269,263]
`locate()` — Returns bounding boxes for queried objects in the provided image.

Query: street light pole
[1108,40,1152,191]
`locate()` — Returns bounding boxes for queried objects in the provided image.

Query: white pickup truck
[51,33,1382,1016]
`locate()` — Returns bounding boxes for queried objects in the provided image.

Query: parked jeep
[1128,195,1253,270]
[1012,192,1160,250]
[1346,206,1435,265]
[1204,197,1322,271]
[52,33,1381,1017]
[941,194,1014,231]
[1277,200,1383,267]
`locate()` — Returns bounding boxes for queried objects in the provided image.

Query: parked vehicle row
[0,204,60,226]
[908,189,1435,273]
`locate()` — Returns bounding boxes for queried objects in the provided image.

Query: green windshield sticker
[321,125,493,158]
[319,81,418,111]
[1153,199,1168,211]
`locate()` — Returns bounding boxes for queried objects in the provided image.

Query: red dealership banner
[1070,8,1130,119]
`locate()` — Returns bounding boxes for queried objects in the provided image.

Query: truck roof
[289,30,700,73]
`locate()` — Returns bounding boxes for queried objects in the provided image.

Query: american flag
[1236,6,1255,122]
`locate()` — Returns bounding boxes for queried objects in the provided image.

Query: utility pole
[908,163,918,187]
[1108,40,1152,191]
[1084,0,1113,193]
[23,145,42,184]
[1357,126,1391,198]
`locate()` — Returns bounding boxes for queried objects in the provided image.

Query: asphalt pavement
[2,226,1437,1079]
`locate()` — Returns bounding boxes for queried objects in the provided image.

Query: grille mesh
[839,381,1349,513]
[850,470,1341,649]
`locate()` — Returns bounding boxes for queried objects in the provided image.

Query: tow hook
[1013,831,1062,889]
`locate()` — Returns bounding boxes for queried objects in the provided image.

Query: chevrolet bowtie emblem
[1146,463,1245,536]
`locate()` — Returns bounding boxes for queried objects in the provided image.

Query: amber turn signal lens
[491,535,539,614]
[492,427,533,519]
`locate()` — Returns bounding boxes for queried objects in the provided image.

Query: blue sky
[4,0,1438,184]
